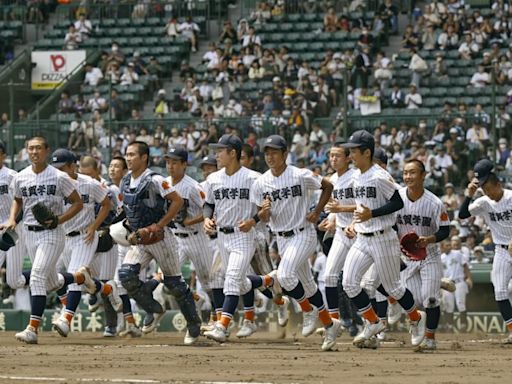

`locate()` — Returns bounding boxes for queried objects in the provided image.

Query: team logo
[162,181,170,189]
[266,138,272,143]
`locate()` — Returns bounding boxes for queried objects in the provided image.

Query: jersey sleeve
[11,174,22,199]
[203,177,214,205]
[376,172,397,200]
[189,182,206,208]
[302,169,322,192]
[250,179,263,206]
[152,174,176,198]
[58,172,78,198]
[91,180,108,204]
[468,196,487,217]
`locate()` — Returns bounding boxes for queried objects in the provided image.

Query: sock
[248,275,264,290]
[65,291,82,313]
[63,309,74,323]
[274,296,285,305]
[220,295,239,328]
[261,288,273,299]
[298,298,313,313]
[262,274,273,287]
[60,272,76,286]
[242,290,255,322]
[58,293,68,306]
[93,279,102,295]
[375,300,388,320]
[308,289,326,309]
[370,298,378,313]
[351,290,378,324]
[244,308,255,321]
[29,295,46,331]
[498,299,512,331]
[74,272,85,285]
[376,284,389,297]
[29,316,41,331]
[426,306,441,337]
[22,271,31,286]
[124,313,136,325]
[212,288,225,312]
[325,286,339,316]
[284,283,312,312]
[101,282,113,296]
[397,289,421,322]
[121,294,132,315]
[361,304,379,324]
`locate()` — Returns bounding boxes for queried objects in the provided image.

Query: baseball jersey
[12,165,77,226]
[167,174,205,233]
[63,174,107,233]
[468,188,512,245]
[329,168,356,229]
[126,168,176,199]
[250,165,321,232]
[203,166,259,227]
[441,250,466,281]
[351,164,398,233]
[396,187,450,258]
[0,165,16,223]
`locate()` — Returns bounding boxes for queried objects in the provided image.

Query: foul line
[0,376,275,384]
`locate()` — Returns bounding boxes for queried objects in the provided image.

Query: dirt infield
[0,330,510,384]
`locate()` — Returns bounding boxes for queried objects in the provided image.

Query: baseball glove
[127,224,164,245]
[96,228,114,252]
[32,202,59,229]
[400,232,427,261]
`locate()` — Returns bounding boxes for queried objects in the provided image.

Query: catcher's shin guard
[119,263,163,314]
[163,276,201,337]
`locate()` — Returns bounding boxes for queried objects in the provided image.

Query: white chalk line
[0,376,275,384]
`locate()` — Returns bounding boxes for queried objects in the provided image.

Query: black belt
[497,244,508,250]
[277,227,305,238]
[174,232,198,239]
[66,231,80,237]
[209,234,218,240]
[27,225,46,232]
[360,229,386,237]
[219,227,235,234]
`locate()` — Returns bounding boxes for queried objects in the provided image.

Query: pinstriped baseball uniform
[441,249,468,313]
[250,166,321,297]
[342,164,406,300]
[12,165,77,295]
[168,174,212,291]
[203,166,259,296]
[122,169,181,277]
[324,168,357,288]
[396,187,449,308]
[0,166,26,289]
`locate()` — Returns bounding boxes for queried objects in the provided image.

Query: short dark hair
[128,141,150,164]
[241,143,254,159]
[405,159,426,173]
[485,173,500,186]
[111,156,128,170]
[27,136,49,148]
[333,144,350,157]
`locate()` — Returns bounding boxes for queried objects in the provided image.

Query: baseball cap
[200,154,217,167]
[209,134,242,152]
[373,147,388,165]
[474,159,494,185]
[341,130,375,151]
[263,135,287,150]
[164,147,188,162]
[50,148,76,168]
[445,182,454,189]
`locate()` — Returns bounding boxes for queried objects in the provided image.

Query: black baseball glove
[32,202,59,229]
[96,228,114,252]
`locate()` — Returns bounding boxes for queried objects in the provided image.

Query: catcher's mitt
[32,202,59,229]
[96,228,114,252]
[127,224,164,245]
[400,232,427,261]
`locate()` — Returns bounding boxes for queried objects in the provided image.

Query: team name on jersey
[0,185,8,194]
[488,210,512,222]
[396,213,432,227]
[353,186,377,199]
[20,184,57,197]
[262,185,303,201]
[65,194,90,204]
[333,187,354,200]
[213,187,250,200]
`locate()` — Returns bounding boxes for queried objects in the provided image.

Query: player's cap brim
[163,153,188,162]
[50,162,67,169]
[340,142,363,148]
[209,143,229,149]
[477,174,491,186]
[263,143,286,150]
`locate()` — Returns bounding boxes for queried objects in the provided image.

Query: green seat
[310,42,324,51]
[316,32,332,42]
[280,23,293,32]
[334,30,349,41]
[287,14,302,22]
[286,33,301,42]
[325,41,341,50]
[303,13,318,21]
[294,22,309,31]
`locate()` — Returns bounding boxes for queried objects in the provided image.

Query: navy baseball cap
[209,134,242,152]
[263,135,287,150]
[474,159,494,185]
[373,147,388,165]
[342,130,375,151]
[164,147,188,162]
[50,148,77,168]
[200,154,217,167]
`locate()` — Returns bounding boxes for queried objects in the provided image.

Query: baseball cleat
[387,302,402,325]
[353,320,386,347]
[441,278,456,292]
[276,296,290,327]
[15,326,38,344]
[315,327,326,337]
[415,337,437,352]
[78,266,96,294]
[106,280,122,312]
[119,323,142,338]
[200,321,215,335]
[361,336,380,349]
[52,317,70,337]
[302,308,319,337]
[88,293,100,313]
[184,330,198,345]
[501,333,512,344]
[321,318,341,351]
[410,311,426,346]
[142,312,165,334]
[204,322,227,343]
[103,326,117,337]
[236,319,257,338]
[377,331,387,341]
[268,270,282,296]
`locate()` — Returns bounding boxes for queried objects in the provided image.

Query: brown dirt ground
[0,329,511,384]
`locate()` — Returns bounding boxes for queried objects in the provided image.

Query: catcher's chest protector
[121,172,165,230]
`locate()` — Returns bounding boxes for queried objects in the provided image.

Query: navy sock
[325,286,339,311]
[247,275,263,290]
[121,294,132,315]
[376,284,389,297]
[426,306,441,331]
[370,298,378,313]
[282,282,305,301]
[22,271,31,286]
[56,285,67,297]
[261,288,273,299]
[61,272,75,287]
[221,294,239,316]
[308,289,325,309]
[497,300,512,323]
[212,288,225,311]
[242,290,255,308]
[397,289,416,312]
[65,291,82,313]
[375,300,388,320]
[31,295,46,318]
[93,279,102,294]
[351,289,371,312]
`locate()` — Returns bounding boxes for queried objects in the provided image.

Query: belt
[277,227,305,238]
[27,225,46,232]
[359,229,386,237]
[219,227,235,234]
[66,231,81,237]
[209,233,218,240]
[174,231,198,239]
[497,244,508,250]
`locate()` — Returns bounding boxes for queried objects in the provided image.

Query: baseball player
[79,155,128,337]
[250,135,341,352]
[50,149,122,338]
[118,141,201,345]
[0,141,27,292]
[0,137,85,344]
[396,159,450,351]
[202,134,267,343]
[340,130,426,348]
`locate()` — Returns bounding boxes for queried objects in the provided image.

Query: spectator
[470,64,491,88]
[105,62,121,84]
[64,24,82,50]
[120,62,139,86]
[358,26,375,49]
[351,45,371,89]
[470,246,491,264]
[132,51,148,76]
[241,26,261,48]
[323,7,338,33]
[458,32,479,60]
[248,60,265,80]
[179,16,200,52]
[409,49,428,88]
[164,17,180,38]
[401,25,419,50]
[433,144,455,183]
[136,127,153,146]
[421,24,437,50]
[106,42,125,67]
[179,61,196,83]
[310,123,328,144]
[84,63,103,87]
[432,52,448,80]
[437,25,459,50]
[405,83,422,109]
[237,19,249,42]
[388,83,404,108]
[87,90,108,113]
[58,91,74,113]
[441,182,459,219]
[74,13,92,40]
[466,120,489,153]
[68,112,87,150]
[496,138,511,167]
[147,56,163,90]
[379,0,398,34]
[154,89,169,116]
[219,20,236,43]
